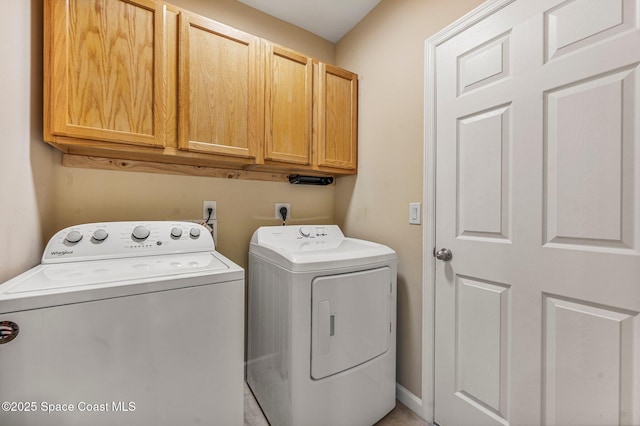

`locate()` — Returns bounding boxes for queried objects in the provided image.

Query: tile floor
[244,383,429,426]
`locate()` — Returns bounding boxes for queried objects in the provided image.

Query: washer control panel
[43,221,214,264]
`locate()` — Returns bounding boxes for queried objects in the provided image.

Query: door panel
[544,66,638,251]
[545,0,636,62]
[457,31,511,96]
[457,104,511,241]
[456,277,510,420]
[543,295,637,426]
[432,0,640,425]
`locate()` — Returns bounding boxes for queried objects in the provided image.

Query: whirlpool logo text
[0,321,19,344]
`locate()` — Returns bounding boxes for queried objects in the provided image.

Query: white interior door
[431,0,640,425]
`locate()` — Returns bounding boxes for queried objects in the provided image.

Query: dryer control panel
[253,225,345,248]
[297,226,331,239]
[252,225,345,252]
[43,221,214,263]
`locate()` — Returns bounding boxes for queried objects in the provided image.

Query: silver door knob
[435,248,452,261]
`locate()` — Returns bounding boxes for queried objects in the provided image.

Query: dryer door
[311,267,392,380]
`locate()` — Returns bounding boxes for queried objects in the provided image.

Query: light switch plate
[409,203,421,225]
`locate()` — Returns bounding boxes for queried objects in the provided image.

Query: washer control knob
[189,227,201,239]
[299,227,312,238]
[92,229,108,242]
[65,230,83,244]
[171,227,183,238]
[131,225,151,241]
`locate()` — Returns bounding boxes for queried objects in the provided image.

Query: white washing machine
[247,225,397,426]
[0,221,244,426]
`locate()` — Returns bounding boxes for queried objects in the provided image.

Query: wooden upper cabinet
[264,43,313,165]
[44,1,358,178]
[314,63,358,171]
[45,0,166,147]
[178,12,262,161]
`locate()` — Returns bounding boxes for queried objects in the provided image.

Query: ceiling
[236,0,382,43]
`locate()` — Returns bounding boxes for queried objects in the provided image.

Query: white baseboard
[395,382,424,419]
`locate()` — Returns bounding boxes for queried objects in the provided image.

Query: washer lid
[250,225,396,271]
[0,252,243,313]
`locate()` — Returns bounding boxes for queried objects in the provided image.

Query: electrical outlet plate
[203,201,217,220]
[275,203,291,220]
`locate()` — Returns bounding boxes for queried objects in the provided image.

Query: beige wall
[334,0,485,398]
[0,0,56,283]
[52,166,334,270]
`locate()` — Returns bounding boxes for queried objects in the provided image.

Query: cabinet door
[314,63,358,171]
[45,0,166,147]
[178,13,262,160]
[264,43,313,165]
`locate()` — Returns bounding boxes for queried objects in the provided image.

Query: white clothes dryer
[247,225,397,426]
[0,221,244,426]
